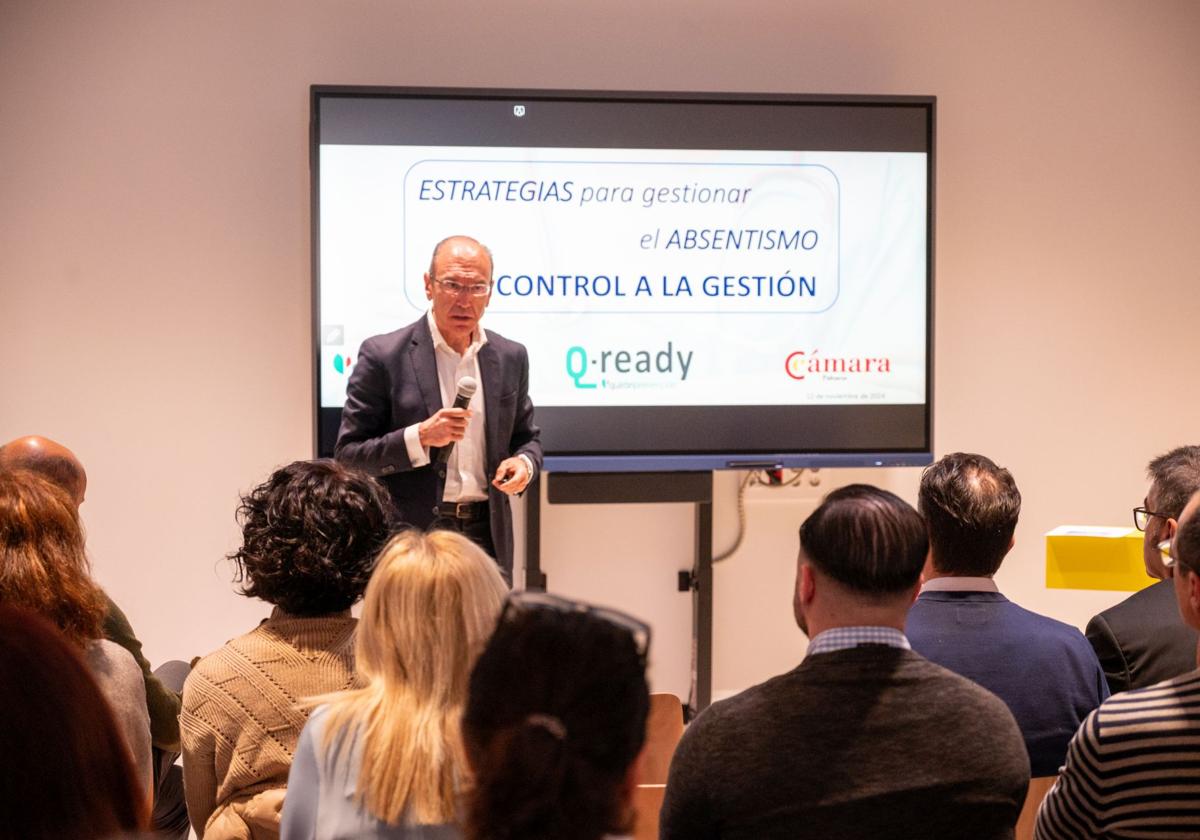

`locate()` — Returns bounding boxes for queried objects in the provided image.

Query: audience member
[0,468,153,798]
[0,606,148,840]
[661,484,1029,840]
[181,460,393,839]
[1086,445,1200,694]
[0,435,183,751]
[281,529,508,839]
[906,452,1108,775]
[1036,489,1200,838]
[0,433,189,836]
[462,592,650,840]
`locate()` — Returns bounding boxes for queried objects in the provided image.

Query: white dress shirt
[401,311,489,503]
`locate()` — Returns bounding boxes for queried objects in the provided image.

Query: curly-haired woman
[180,460,393,840]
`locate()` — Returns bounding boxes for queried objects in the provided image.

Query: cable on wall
[712,468,822,564]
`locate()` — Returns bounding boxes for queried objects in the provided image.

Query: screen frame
[310,85,936,472]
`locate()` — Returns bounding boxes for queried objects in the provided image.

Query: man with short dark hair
[661,484,1029,840]
[1036,489,1200,838]
[1086,445,1200,694]
[907,452,1108,776]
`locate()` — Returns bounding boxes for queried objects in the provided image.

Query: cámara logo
[785,349,891,381]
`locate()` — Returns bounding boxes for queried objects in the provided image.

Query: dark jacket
[1086,579,1199,695]
[334,316,541,576]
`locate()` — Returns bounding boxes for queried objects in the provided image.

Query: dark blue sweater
[907,589,1109,777]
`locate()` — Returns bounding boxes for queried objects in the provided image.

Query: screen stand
[524,471,713,714]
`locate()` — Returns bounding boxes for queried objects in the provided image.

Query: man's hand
[492,456,531,495]
[418,408,472,449]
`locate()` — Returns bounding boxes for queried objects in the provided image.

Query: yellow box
[1045,526,1155,592]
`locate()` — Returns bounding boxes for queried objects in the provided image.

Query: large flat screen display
[312,88,934,471]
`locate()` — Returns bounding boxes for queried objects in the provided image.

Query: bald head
[0,436,86,506]
[428,235,494,282]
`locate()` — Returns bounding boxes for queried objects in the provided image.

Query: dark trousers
[151,660,191,838]
[430,502,496,560]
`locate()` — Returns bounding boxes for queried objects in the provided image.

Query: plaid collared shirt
[805,626,910,659]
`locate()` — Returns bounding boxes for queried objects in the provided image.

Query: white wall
[2,0,1198,699]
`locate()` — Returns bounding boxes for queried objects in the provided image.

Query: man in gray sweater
[660,484,1030,840]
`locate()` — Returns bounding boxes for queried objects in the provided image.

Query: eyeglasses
[435,278,492,298]
[1133,506,1172,531]
[502,590,651,661]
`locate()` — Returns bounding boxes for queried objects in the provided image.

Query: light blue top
[280,705,461,840]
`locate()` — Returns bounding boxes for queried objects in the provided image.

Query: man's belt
[449,501,488,521]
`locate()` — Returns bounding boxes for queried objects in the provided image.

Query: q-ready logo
[566,343,694,389]
[566,346,598,389]
[333,354,354,374]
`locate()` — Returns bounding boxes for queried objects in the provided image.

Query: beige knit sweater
[180,609,361,839]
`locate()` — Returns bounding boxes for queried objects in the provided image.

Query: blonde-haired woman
[280,529,509,840]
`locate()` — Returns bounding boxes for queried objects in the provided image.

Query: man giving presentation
[335,235,542,577]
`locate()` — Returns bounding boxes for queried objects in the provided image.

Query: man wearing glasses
[1036,490,1200,838]
[335,235,541,579]
[1085,445,1200,695]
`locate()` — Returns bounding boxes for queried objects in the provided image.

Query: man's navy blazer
[334,316,542,577]
[907,589,1108,776]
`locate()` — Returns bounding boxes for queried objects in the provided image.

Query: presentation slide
[319,147,926,412]
[313,90,933,467]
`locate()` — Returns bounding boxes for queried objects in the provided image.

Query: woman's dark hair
[230,459,394,616]
[0,606,147,839]
[462,600,650,840]
[0,469,105,646]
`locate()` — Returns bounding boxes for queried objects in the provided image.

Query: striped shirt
[1035,668,1200,840]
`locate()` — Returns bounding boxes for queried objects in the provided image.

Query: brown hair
[919,452,1021,577]
[229,459,394,616]
[0,469,105,646]
[0,605,147,839]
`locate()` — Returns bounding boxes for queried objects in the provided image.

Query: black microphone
[435,376,478,466]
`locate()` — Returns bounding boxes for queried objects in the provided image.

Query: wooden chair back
[632,784,666,840]
[1015,776,1057,840]
[640,693,685,785]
